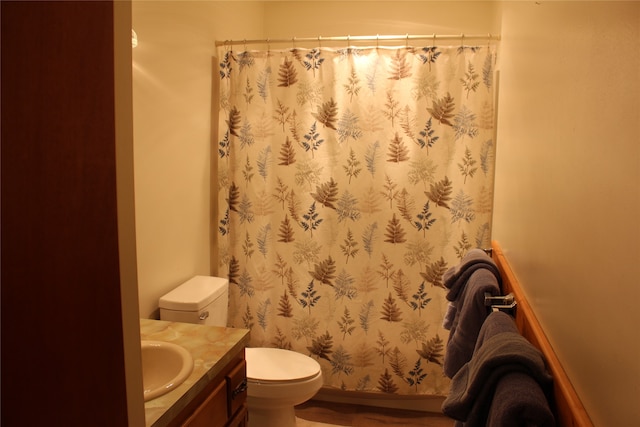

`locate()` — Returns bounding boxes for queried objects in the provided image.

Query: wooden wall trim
[491,241,593,427]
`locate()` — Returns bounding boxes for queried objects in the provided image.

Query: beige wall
[493,2,640,426]
[263,1,500,42]
[132,1,264,318]
[115,1,146,424]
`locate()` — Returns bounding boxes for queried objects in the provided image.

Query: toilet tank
[159,276,229,327]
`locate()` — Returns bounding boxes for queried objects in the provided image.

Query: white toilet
[159,276,323,427]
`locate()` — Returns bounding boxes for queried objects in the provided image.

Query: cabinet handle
[232,379,247,399]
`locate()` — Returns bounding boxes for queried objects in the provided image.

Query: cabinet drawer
[226,359,247,418]
[181,380,228,427]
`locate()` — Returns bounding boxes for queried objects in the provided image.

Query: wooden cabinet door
[226,404,248,427]
[182,380,228,427]
[226,359,247,418]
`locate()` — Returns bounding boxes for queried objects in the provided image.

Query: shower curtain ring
[318,35,322,49]
[292,36,296,50]
[406,33,409,48]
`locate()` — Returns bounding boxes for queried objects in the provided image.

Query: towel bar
[484,292,517,315]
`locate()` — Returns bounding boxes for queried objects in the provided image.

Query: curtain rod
[215,33,500,47]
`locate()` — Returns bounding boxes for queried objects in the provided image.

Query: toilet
[159,276,323,427]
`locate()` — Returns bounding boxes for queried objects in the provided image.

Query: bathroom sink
[141,340,194,401]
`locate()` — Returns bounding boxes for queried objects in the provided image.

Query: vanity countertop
[140,318,250,427]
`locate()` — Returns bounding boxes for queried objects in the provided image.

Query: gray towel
[487,371,555,427]
[442,312,554,427]
[444,248,501,303]
[443,268,500,378]
[442,302,457,330]
[442,249,500,333]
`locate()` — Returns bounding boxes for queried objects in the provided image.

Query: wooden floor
[295,400,455,427]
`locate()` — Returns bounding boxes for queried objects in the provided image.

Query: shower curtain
[216,42,498,395]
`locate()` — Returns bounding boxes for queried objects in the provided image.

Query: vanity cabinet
[172,352,248,427]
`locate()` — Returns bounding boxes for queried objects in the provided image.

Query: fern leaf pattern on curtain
[216,44,497,395]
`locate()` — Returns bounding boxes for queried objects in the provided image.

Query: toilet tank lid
[159,276,228,312]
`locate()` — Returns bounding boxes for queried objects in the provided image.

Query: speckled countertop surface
[140,319,250,427]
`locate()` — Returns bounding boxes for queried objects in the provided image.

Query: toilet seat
[245,347,321,384]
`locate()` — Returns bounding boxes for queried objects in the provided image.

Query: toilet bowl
[245,347,323,427]
[159,276,323,427]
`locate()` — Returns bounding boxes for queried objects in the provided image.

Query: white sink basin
[141,340,194,401]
